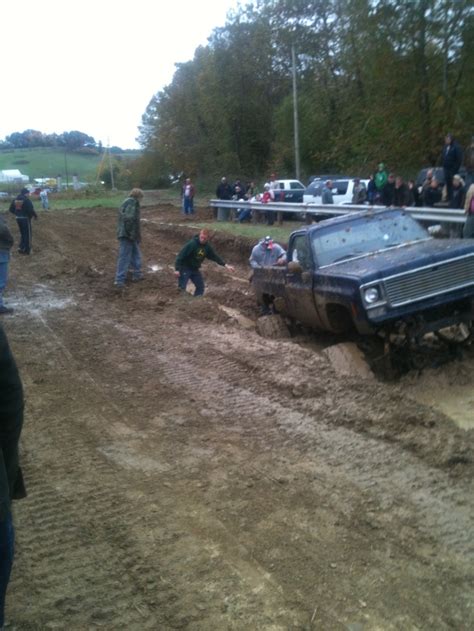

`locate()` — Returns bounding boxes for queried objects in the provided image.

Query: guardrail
[209,199,466,225]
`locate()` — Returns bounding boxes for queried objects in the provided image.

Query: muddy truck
[252,208,474,343]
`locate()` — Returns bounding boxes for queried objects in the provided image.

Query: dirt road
[2,198,473,630]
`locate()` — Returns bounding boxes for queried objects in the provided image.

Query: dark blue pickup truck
[252,208,474,339]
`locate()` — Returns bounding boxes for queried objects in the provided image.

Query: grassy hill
[0,147,139,185]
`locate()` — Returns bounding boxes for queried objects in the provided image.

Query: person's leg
[0,252,10,306]
[130,242,143,280]
[0,513,15,628]
[16,220,26,253]
[183,198,191,216]
[178,269,191,292]
[190,270,205,296]
[115,239,133,285]
[189,197,194,215]
[26,218,33,254]
[462,215,474,238]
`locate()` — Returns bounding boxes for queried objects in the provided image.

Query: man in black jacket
[215,177,233,221]
[0,325,26,628]
[8,188,38,255]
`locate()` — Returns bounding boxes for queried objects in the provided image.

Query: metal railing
[209,199,466,225]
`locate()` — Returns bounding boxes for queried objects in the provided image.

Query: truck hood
[319,239,474,282]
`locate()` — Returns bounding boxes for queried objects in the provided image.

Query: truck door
[284,235,323,327]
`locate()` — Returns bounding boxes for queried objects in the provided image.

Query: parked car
[272,179,305,203]
[303,177,369,205]
[252,208,474,339]
[307,174,344,185]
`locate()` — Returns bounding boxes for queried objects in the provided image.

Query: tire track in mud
[7,313,174,629]
[8,310,302,630]
[141,323,474,564]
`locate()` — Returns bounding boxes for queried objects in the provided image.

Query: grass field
[0,147,139,185]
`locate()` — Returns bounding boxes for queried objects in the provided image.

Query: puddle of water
[148,264,164,272]
[411,388,474,430]
[9,286,75,316]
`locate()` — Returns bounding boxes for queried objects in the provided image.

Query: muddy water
[410,387,474,430]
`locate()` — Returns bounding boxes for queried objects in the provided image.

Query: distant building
[0,169,29,183]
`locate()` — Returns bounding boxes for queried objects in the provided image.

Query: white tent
[0,169,29,183]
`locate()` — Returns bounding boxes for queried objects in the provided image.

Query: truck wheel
[256,314,291,339]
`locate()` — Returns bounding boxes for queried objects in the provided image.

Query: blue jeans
[0,253,9,308]
[0,513,14,627]
[238,208,252,223]
[183,197,194,215]
[115,238,142,285]
[178,269,205,296]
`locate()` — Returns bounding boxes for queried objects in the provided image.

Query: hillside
[0,146,139,184]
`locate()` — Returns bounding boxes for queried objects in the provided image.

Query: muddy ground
[1,194,473,630]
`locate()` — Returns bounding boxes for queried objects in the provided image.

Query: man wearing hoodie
[174,229,234,296]
[8,188,37,255]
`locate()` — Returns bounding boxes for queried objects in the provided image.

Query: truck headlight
[364,287,380,304]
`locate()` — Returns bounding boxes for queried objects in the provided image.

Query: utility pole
[107,140,116,191]
[292,44,301,181]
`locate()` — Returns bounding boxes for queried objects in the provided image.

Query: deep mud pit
[2,197,474,630]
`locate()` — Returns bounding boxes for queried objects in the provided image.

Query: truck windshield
[312,212,429,267]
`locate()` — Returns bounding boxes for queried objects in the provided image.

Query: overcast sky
[1,0,240,149]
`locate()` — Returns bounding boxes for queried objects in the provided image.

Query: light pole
[292,44,301,181]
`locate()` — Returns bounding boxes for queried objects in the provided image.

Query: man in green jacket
[0,325,26,628]
[174,229,234,296]
[114,188,144,288]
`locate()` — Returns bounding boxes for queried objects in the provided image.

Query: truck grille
[384,255,474,307]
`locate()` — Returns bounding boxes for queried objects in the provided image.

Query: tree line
[134,0,474,187]
[0,130,104,153]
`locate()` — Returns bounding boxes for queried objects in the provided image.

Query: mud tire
[256,314,291,339]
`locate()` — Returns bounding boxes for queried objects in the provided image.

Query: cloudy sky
[1,0,240,149]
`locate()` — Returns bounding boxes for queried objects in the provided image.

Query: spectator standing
[0,218,14,315]
[351,178,367,204]
[8,188,38,255]
[382,174,396,206]
[450,175,466,209]
[114,188,144,288]
[393,176,410,207]
[407,179,419,206]
[174,228,234,296]
[322,180,334,204]
[420,168,434,202]
[215,177,233,221]
[464,135,474,187]
[463,184,474,238]
[0,325,27,629]
[423,178,442,207]
[181,178,195,217]
[367,174,377,205]
[374,163,388,202]
[261,184,275,225]
[268,173,278,199]
[39,189,49,210]
[441,133,463,202]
